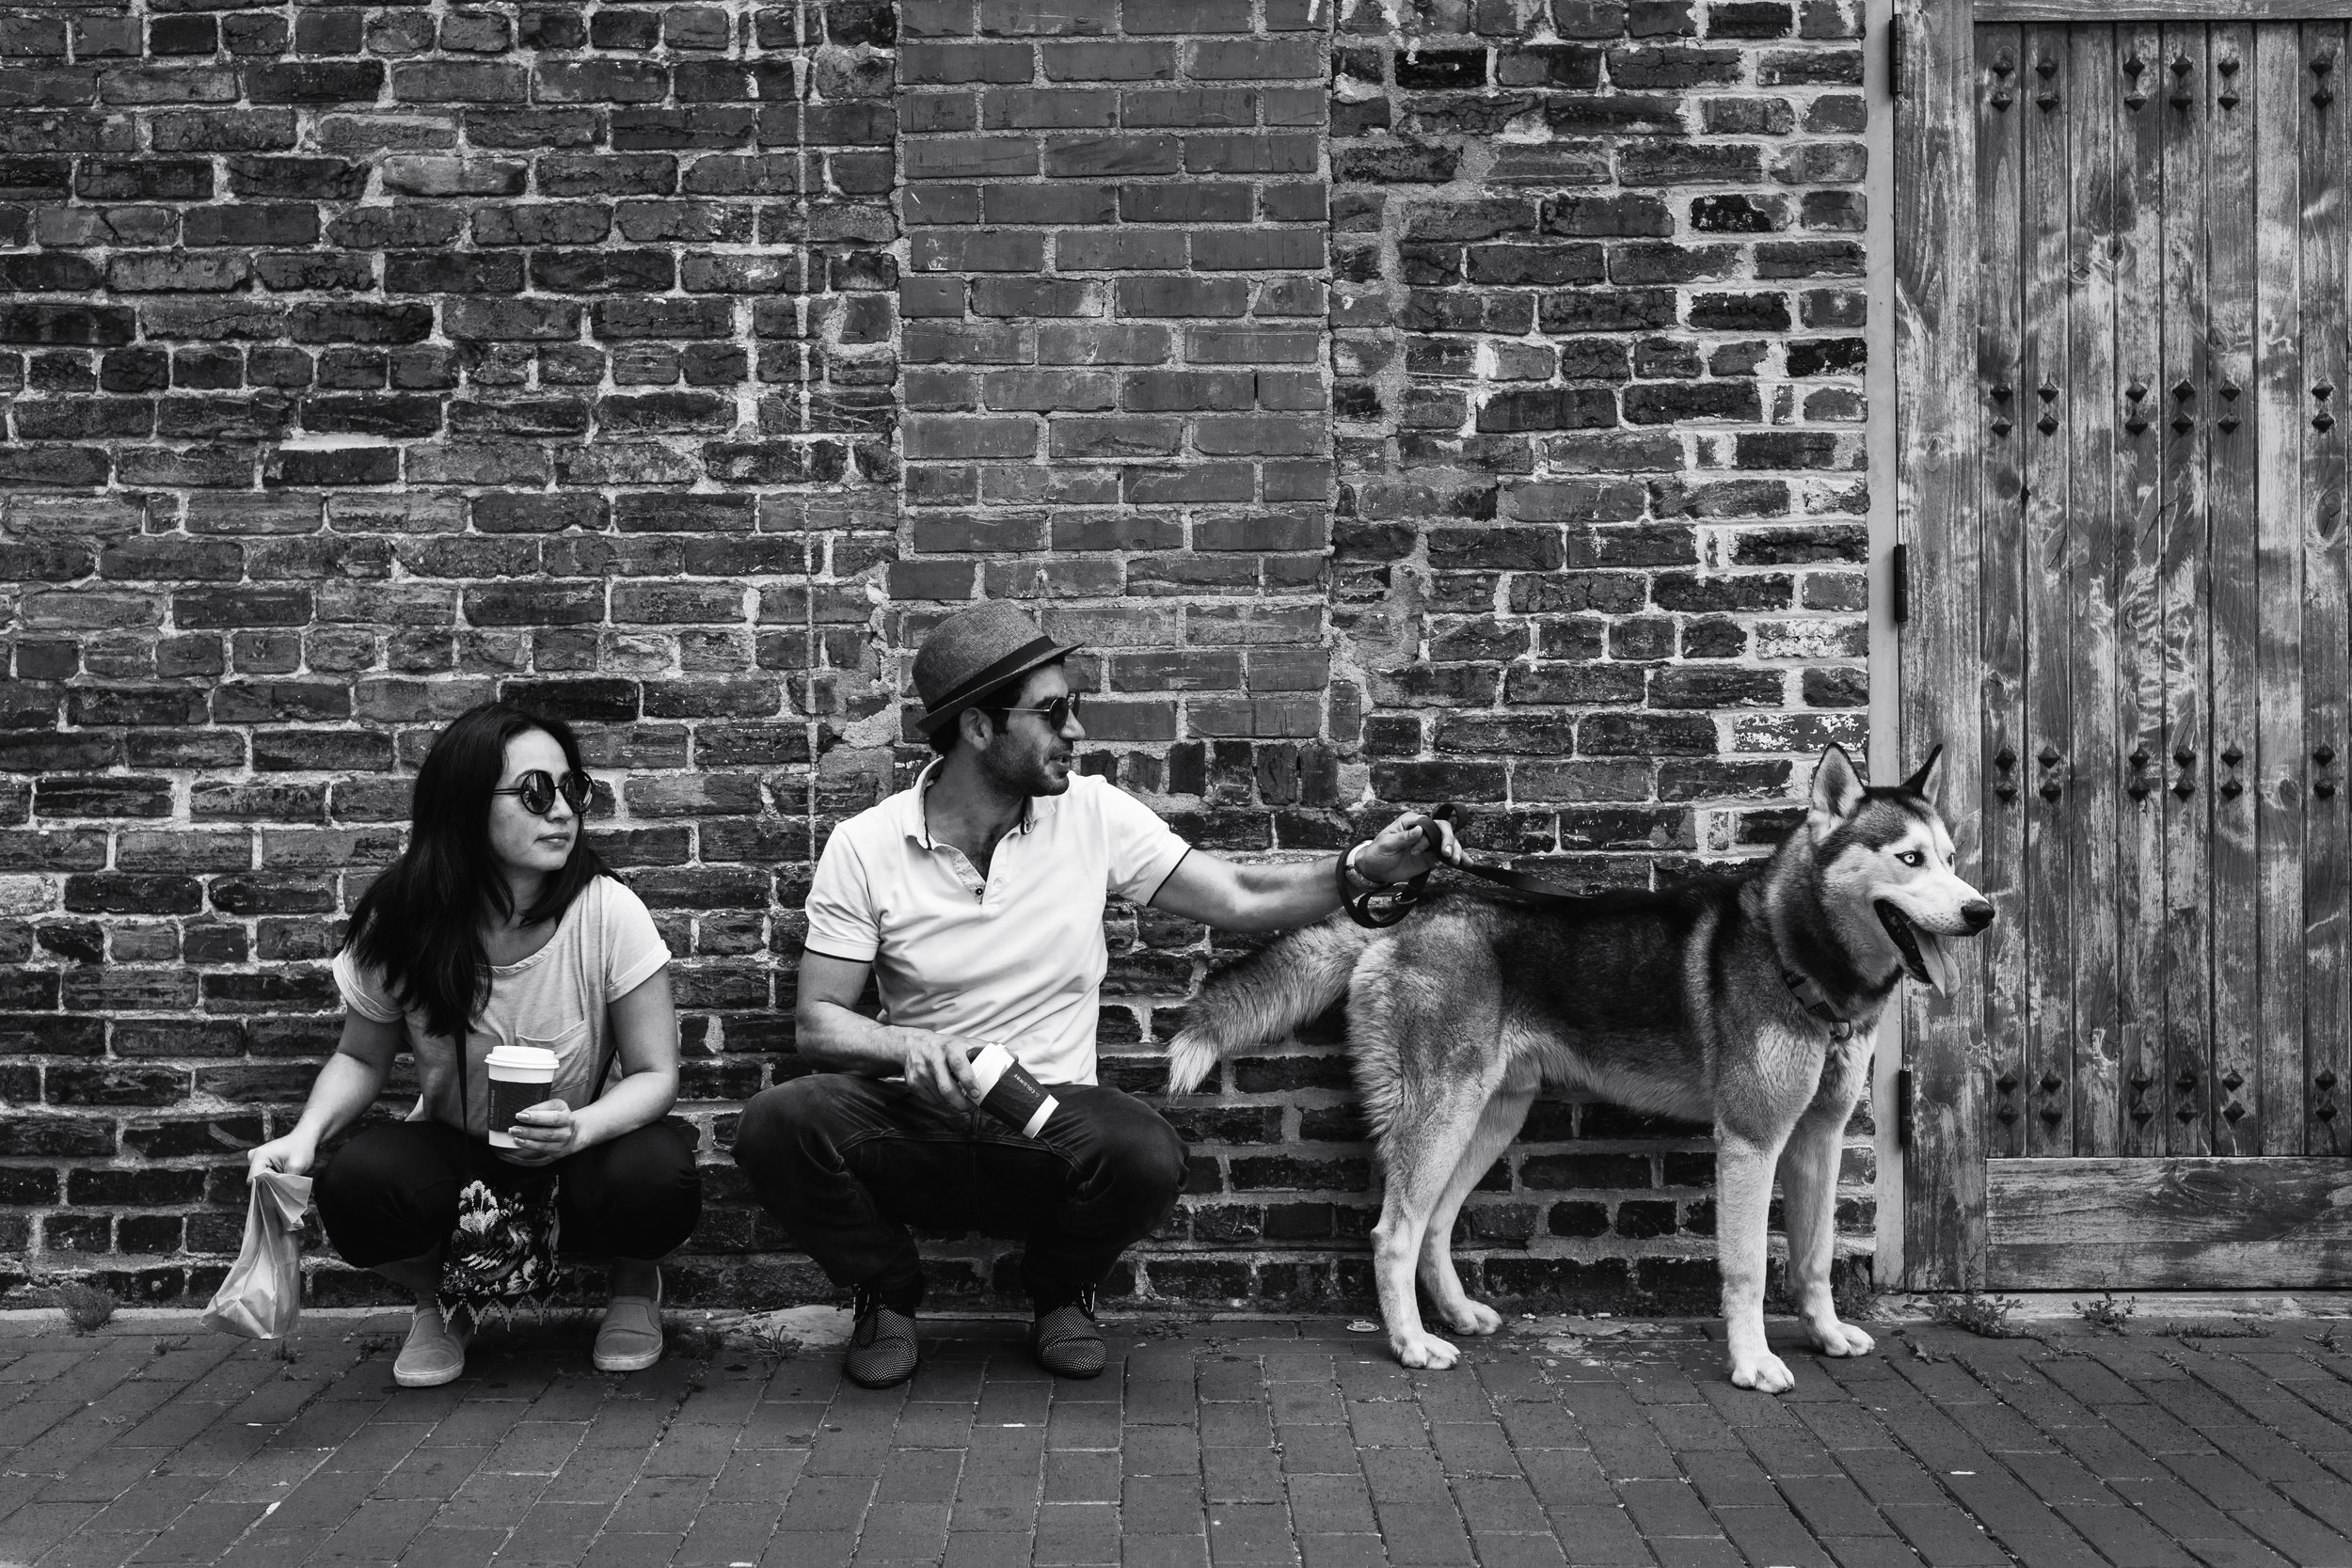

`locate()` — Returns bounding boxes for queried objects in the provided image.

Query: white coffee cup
[484,1043,559,1149]
[967,1041,1058,1138]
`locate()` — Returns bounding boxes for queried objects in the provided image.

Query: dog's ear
[1901,744,1943,797]
[1809,744,1866,830]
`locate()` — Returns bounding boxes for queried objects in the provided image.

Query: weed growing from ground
[51,1282,117,1335]
[2175,1317,2271,1342]
[2074,1291,2135,1332]
[728,1320,803,1365]
[1923,1290,2026,1338]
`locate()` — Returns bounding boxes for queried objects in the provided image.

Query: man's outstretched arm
[1148,811,1461,932]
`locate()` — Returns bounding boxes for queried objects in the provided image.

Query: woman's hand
[500,1100,586,1166]
[246,1132,318,1180]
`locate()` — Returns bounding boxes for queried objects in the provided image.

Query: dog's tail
[1166,915,1375,1093]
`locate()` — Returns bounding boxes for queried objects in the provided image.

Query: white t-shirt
[803,763,1192,1085]
[332,874,672,1135]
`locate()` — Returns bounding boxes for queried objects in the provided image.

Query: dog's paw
[1437,1299,1502,1337]
[1808,1318,1873,1358]
[1392,1330,1461,1370]
[1729,1352,1796,1394]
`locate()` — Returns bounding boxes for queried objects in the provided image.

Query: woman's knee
[566,1123,702,1256]
[314,1124,461,1265]
[576,1122,699,1208]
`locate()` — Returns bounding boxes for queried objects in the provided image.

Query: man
[732,601,1459,1388]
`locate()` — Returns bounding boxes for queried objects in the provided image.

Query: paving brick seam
[4,1323,2352,1567]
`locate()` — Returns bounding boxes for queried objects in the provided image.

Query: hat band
[916,634,1063,734]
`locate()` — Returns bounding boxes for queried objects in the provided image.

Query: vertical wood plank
[2022,20,2078,1157]
[2253,22,2305,1155]
[2300,21,2350,1154]
[2158,21,2216,1156]
[1898,0,1989,1289]
[2206,19,2262,1157]
[2115,20,2171,1158]
[1979,22,2031,1164]
[2067,24,2124,1157]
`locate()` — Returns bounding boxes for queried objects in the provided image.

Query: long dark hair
[342,701,610,1041]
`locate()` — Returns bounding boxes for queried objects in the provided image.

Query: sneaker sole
[393,1357,466,1388]
[1036,1357,1104,1379]
[845,1355,919,1390]
[594,1343,664,1373]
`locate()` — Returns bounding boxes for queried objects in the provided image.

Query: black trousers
[730,1073,1187,1303]
[314,1119,702,1269]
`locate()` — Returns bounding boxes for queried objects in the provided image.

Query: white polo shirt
[802,762,1192,1085]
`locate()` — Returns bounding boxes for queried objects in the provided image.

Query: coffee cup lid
[484,1043,559,1072]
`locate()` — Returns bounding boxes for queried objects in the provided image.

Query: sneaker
[594,1269,664,1374]
[1028,1288,1104,1380]
[845,1284,919,1389]
[394,1303,469,1388]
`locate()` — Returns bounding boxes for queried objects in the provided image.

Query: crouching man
[731,601,1458,1388]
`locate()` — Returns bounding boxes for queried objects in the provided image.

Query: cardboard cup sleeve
[966,1043,1058,1138]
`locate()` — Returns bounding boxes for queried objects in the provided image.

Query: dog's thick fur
[1168,746,1992,1391]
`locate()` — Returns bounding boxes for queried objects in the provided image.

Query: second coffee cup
[484,1043,560,1149]
[966,1042,1058,1137]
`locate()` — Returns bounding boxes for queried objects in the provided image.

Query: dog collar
[1781,970,1853,1041]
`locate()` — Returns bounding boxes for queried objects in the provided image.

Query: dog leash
[1343,803,1591,928]
[1344,804,1858,1040]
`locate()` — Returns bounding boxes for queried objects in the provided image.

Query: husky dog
[1168,745,1992,1392]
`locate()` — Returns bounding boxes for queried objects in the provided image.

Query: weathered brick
[0,0,1870,1306]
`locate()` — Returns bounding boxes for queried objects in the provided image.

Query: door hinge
[1887,12,1903,101]
[1889,543,1911,626]
[1896,1068,1915,1150]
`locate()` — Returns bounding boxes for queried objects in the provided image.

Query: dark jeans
[315,1119,702,1269]
[730,1074,1187,1303]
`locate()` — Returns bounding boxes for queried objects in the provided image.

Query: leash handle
[1422,801,1464,858]
[1343,803,1464,929]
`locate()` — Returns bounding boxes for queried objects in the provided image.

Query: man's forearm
[1221,857,1353,931]
[798,1001,976,1076]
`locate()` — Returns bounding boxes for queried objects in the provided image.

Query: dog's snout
[1963,900,1995,932]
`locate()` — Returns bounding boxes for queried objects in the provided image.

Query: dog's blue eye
[1899,851,1923,867]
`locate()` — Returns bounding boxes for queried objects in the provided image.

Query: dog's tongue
[1913,927,1955,996]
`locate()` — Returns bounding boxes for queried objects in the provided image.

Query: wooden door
[1900,7,2352,1290]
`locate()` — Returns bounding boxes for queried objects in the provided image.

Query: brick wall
[0,0,1874,1312]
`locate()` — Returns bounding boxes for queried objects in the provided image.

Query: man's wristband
[1338,841,1390,893]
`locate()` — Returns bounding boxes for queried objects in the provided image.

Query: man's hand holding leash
[1349,811,1463,888]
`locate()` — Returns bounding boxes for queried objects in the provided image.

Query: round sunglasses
[995,692,1084,730]
[490,768,593,817]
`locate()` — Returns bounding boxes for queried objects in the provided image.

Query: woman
[247,701,701,1386]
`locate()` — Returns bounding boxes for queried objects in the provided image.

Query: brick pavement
[1,1311,2349,1568]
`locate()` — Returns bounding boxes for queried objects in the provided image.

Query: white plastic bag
[203,1169,313,1340]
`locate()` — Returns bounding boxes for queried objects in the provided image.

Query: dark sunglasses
[490,769,593,817]
[995,692,1085,730]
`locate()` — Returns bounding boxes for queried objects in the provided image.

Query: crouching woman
[246,701,702,1386]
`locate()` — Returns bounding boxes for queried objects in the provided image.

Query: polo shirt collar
[902,757,1040,850]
